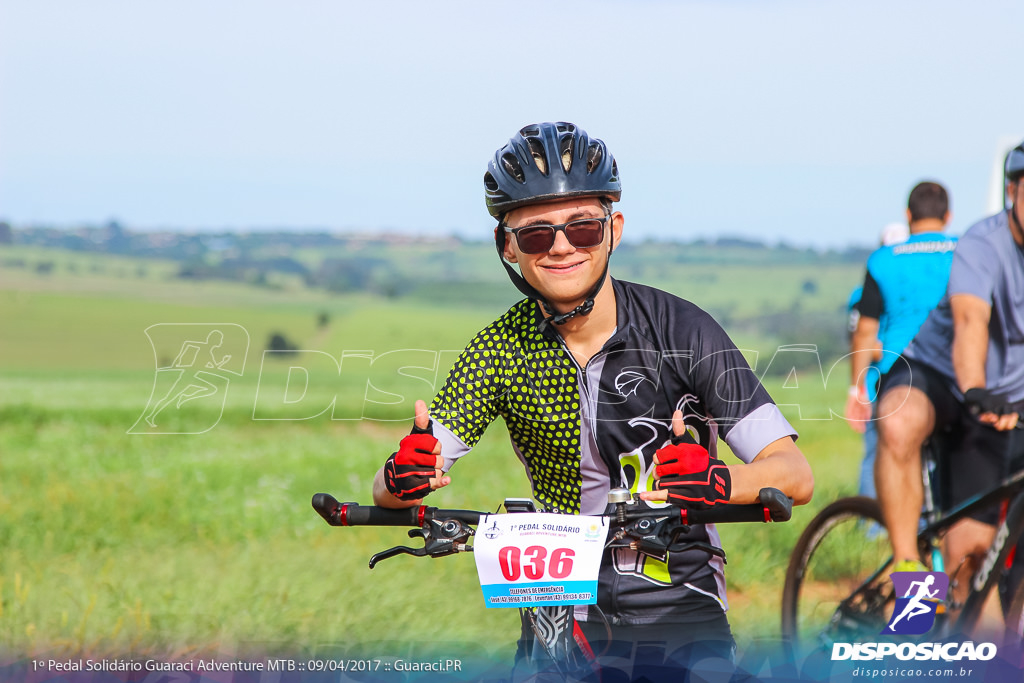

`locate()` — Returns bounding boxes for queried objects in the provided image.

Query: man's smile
[540,260,586,273]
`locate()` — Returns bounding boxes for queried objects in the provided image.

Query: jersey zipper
[556,340,623,621]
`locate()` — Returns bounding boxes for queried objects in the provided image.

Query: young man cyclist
[371,122,813,678]
[874,142,1024,600]
[845,184,956,496]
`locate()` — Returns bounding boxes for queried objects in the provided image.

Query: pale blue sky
[1,1,1021,247]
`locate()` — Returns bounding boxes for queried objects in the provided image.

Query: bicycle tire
[781,496,895,649]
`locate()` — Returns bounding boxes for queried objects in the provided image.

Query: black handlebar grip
[311,494,425,527]
[758,486,793,522]
[312,493,343,525]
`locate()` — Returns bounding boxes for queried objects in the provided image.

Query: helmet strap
[495,216,614,339]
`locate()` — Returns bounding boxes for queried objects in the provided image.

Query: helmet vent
[501,152,526,183]
[586,143,604,174]
[558,135,574,172]
[526,137,548,175]
[483,172,499,191]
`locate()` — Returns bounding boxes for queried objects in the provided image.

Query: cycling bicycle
[781,434,1024,651]
[313,487,793,678]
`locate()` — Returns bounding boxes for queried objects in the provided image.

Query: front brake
[368,517,475,568]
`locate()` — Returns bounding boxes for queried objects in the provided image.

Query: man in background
[844,184,956,498]
[844,221,909,498]
[875,144,1024,586]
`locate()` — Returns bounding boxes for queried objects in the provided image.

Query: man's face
[502,197,623,308]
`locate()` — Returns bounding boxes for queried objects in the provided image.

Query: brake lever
[369,543,426,568]
[606,515,678,562]
[607,515,728,563]
[367,517,475,569]
[666,537,727,562]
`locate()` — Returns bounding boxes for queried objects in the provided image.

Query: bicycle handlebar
[312,488,792,567]
[312,487,792,528]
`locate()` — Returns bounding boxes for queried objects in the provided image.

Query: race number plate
[473,513,609,608]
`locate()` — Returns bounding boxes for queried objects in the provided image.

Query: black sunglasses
[504,215,610,254]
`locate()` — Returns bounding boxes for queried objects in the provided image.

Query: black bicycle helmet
[484,122,621,218]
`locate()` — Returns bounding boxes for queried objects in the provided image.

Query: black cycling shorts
[577,616,735,681]
[880,357,1012,525]
[514,613,735,682]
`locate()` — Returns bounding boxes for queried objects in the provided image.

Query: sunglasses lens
[565,219,605,248]
[512,217,607,254]
[516,226,556,254]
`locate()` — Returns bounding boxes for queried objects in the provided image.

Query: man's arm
[728,436,814,506]
[845,315,881,432]
[845,270,884,431]
[950,294,1019,430]
[950,293,990,392]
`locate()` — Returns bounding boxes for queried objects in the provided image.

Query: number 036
[498,545,575,581]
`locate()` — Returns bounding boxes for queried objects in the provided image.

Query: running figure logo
[129,324,249,434]
[882,571,949,635]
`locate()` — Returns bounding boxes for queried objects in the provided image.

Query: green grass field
[0,246,864,666]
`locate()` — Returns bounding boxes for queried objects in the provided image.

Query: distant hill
[1,222,871,377]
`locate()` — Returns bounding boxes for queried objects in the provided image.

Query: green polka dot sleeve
[430,300,585,513]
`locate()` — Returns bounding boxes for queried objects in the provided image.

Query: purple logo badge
[882,571,949,635]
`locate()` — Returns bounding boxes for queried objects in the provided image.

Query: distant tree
[103,220,130,253]
[801,279,818,294]
[266,332,298,356]
[0,222,12,244]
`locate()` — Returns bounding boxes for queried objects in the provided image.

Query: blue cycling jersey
[855,231,957,381]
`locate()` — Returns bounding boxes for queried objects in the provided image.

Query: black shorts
[577,616,735,681]
[880,358,1012,525]
[515,613,735,682]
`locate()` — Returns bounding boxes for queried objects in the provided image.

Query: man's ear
[610,211,624,252]
[498,227,518,263]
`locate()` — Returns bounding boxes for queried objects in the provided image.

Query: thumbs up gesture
[642,410,731,508]
[382,400,450,501]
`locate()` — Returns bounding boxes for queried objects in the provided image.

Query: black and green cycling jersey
[430,279,797,626]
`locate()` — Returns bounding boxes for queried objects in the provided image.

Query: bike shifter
[368,517,475,568]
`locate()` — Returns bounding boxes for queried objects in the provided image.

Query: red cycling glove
[383,424,440,501]
[654,436,732,509]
